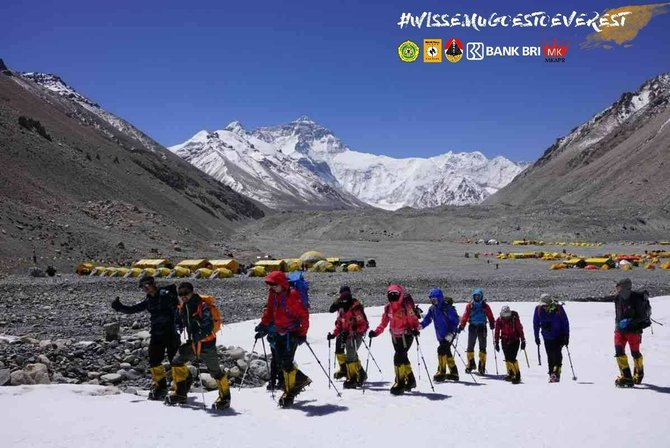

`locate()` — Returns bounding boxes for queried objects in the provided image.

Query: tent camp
[210,259,239,274]
[176,259,212,273]
[133,259,174,269]
[254,260,286,272]
[248,266,266,277]
[211,268,234,278]
[75,262,94,275]
[299,251,326,268]
[282,258,303,272]
[309,260,335,272]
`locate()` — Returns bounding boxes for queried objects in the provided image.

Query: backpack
[287,271,310,310]
[638,290,652,329]
[199,294,223,335]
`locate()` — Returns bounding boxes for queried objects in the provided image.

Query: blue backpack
[288,271,310,310]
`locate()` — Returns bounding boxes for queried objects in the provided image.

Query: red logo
[543,38,569,58]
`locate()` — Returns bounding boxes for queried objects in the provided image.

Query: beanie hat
[500,305,512,317]
[539,293,553,304]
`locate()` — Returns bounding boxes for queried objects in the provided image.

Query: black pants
[391,334,414,366]
[274,333,300,372]
[544,339,563,374]
[502,340,520,362]
[148,332,180,368]
[437,339,454,357]
[334,333,345,356]
[466,324,488,353]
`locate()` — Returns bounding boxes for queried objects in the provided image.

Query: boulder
[248,359,270,380]
[226,347,246,360]
[100,373,123,384]
[104,322,120,342]
[0,369,10,386]
[199,373,218,391]
[10,370,34,385]
[24,363,50,384]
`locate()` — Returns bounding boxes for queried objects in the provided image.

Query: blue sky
[1,0,669,161]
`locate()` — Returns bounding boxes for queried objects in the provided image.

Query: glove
[495,342,500,352]
[254,324,268,339]
[535,338,541,346]
[111,297,121,311]
[445,333,455,343]
[520,340,526,350]
[368,330,377,339]
[618,318,631,330]
[411,329,420,337]
[457,326,464,333]
[295,335,306,345]
[327,332,336,340]
[489,323,495,330]
[340,330,349,339]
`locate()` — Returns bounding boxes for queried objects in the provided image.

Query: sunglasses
[266,283,277,287]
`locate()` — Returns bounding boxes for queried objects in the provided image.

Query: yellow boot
[633,355,644,385]
[212,375,231,410]
[446,357,459,381]
[334,353,347,379]
[344,361,362,389]
[615,355,634,387]
[478,351,487,374]
[279,368,297,407]
[465,351,476,373]
[512,361,521,384]
[166,365,191,405]
[434,355,448,382]
[148,365,168,400]
[403,363,416,391]
[390,366,404,395]
[504,361,514,381]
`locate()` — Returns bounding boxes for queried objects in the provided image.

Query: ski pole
[417,341,421,380]
[304,340,342,397]
[566,346,577,381]
[450,340,478,384]
[360,336,383,376]
[523,349,530,368]
[260,337,275,400]
[238,338,258,391]
[194,357,207,410]
[491,330,499,375]
[537,343,542,366]
[415,336,434,392]
[328,338,331,389]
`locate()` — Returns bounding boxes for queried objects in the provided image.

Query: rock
[124,369,142,380]
[100,373,123,384]
[0,369,10,386]
[37,355,52,366]
[124,387,138,395]
[103,322,120,341]
[236,359,248,370]
[132,331,150,340]
[38,340,53,350]
[115,370,129,380]
[131,321,142,329]
[119,362,132,369]
[24,363,50,384]
[19,336,39,345]
[10,370,34,385]
[249,359,270,380]
[199,373,218,390]
[227,366,241,378]
[87,372,101,380]
[226,347,246,360]
[52,372,68,384]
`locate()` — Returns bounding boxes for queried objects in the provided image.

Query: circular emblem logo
[445,38,464,63]
[398,40,419,62]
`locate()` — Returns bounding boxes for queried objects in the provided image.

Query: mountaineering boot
[549,366,561,383]
[148,366,168,401]
[504,361,514,382]
[615,355,635,388]
[292,369,312,396]
[279,368,297,408]
[403,364,417,391]
[478,351,487,375]
[445,357,459,381]
[433,355,448,382]
[465,351,476,373]
[165,365,191,405]
[390,366,404,395]
[334,353,347,379]
[511,361,521,384]
[212,375,231,410]
[344,361,361,389]
[633,355,644,385]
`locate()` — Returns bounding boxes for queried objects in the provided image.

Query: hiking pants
[267,333,280,384]
[391,334,414,366]
[344,335,363,362]
[334,333,345,356]
[437,339,454,357]
[274,332,300,372]
[466,324,488,353]
[544,339,563,375]
[171,340,225,380]
[614,331,642,357]
[148,332,180,368]
[502,340,520,363]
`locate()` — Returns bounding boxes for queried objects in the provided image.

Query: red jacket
[260,271,309,337]
[494,312,525,344]
[373,285,420,337]
[332,300,369,338]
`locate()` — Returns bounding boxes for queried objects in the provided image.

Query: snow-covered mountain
[171,116,525,210]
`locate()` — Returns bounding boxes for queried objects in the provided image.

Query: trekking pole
[537,343,542,366]
[417,342,421,380]
[415,336,434,392]
[328,338,331,389]
[304,340,342,397]
[238,338,259,391]
[566,346,577,381]
[360,337,383,376]
[523,349,530,368]
[194,358,207,410]
[450,341,478,384]
[491,330,499,375]
[260,337,275,400]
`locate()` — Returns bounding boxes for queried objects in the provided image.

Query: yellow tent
[124,267,144,278]
[211,267,234,278]
[75,262,94,275]
[90,266,106,276]
[346,263,361,272]
[621,264,633,271]
[133,259,174,269]
[141,268,157,277]
[254,260,286,272]
[584,258,615,268]
[299,251,325,268]
[116,267,129,277]
[326,257,341,264]
[176,259,212,273]
[248,265,266,277]
[310,260,335,272]
[282,258,302,272]
[210,259,239,273]
[659,261,670,270]
[550,263,566,270]
[171,266,191,278]
[155,267,172,277]
[193,268,213,278]
[102,267,119,277]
